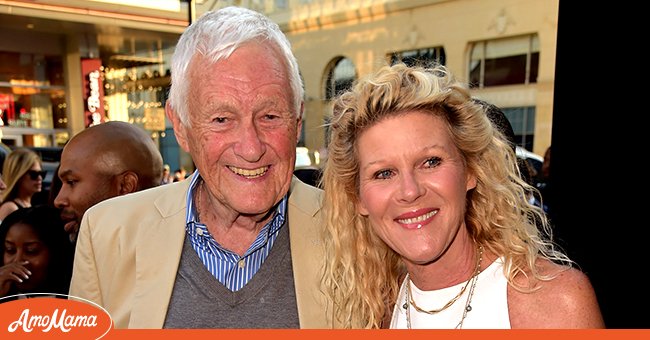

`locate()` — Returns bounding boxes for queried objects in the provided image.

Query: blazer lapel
[288,177,334,328]
[129,180,190,328]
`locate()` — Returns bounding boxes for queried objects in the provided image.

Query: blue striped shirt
[184,171,287,292]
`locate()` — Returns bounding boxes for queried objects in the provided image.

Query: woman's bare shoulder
[0,201,19,220]
[508,259,605,328]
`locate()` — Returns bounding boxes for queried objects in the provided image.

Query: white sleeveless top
[390,257,511,329]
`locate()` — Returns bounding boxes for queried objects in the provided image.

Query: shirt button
[196,228,203,236]
[238,260,245,268]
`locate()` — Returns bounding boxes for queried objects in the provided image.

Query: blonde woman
[320,63,604,328]
[0,148,44,221]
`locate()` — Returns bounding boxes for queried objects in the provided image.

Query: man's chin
[63,220,79,238]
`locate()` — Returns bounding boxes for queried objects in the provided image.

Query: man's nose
[233,122,265,162]
[53,187,68,208]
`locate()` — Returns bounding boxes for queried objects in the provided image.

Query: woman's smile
[395,209,439,229]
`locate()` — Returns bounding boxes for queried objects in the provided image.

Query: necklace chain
[404,245,484,329]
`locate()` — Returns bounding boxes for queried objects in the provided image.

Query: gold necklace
[404,245,484,329]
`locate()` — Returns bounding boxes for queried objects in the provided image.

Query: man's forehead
[60,147,117,173]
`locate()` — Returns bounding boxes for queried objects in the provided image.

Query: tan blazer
[69,176,334,329]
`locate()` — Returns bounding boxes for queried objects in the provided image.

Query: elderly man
[54,121,163,243]
[68,7,333,329]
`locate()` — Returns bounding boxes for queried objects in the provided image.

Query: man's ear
[166,101,190,152]
[295,102,304,141]
[117,171,139,195]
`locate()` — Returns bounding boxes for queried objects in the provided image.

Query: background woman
[320,63,604,328]
[0,205,74,300]
[0,148,44,222]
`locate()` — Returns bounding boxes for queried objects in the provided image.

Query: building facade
[260,0,558,161]
[208,0,558,162]
[0,0,557,171]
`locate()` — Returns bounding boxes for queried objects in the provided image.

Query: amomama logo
[0,293,113,339]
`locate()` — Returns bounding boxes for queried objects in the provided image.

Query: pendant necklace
[403,245,483,329]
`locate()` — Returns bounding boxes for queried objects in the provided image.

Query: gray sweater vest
[163,223,300,328]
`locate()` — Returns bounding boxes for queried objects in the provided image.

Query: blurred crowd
[0,120,165,301]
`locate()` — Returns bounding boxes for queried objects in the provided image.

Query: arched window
[324,57,356,101]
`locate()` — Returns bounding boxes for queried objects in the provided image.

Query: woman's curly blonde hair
[320,63,570,328]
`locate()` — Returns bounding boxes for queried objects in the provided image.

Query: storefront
[0,0,191,171]
[0,29,68,147]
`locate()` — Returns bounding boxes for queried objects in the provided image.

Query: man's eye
[213,117,227,123]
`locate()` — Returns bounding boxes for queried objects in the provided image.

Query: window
[0,52,66,129]
[503,106,536,151]
[389,46,446,67]
[469,34,539,88]
[324,57,356,101]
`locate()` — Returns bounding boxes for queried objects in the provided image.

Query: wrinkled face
[3,223,50,292]
[172,42,301,217]
[54,142,117,241]
[357,111,476,266]
[19,163,43,196]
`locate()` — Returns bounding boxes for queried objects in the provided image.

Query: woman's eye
[25,248,41,255]
[425,157,441,168]
[375,169,393,179]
